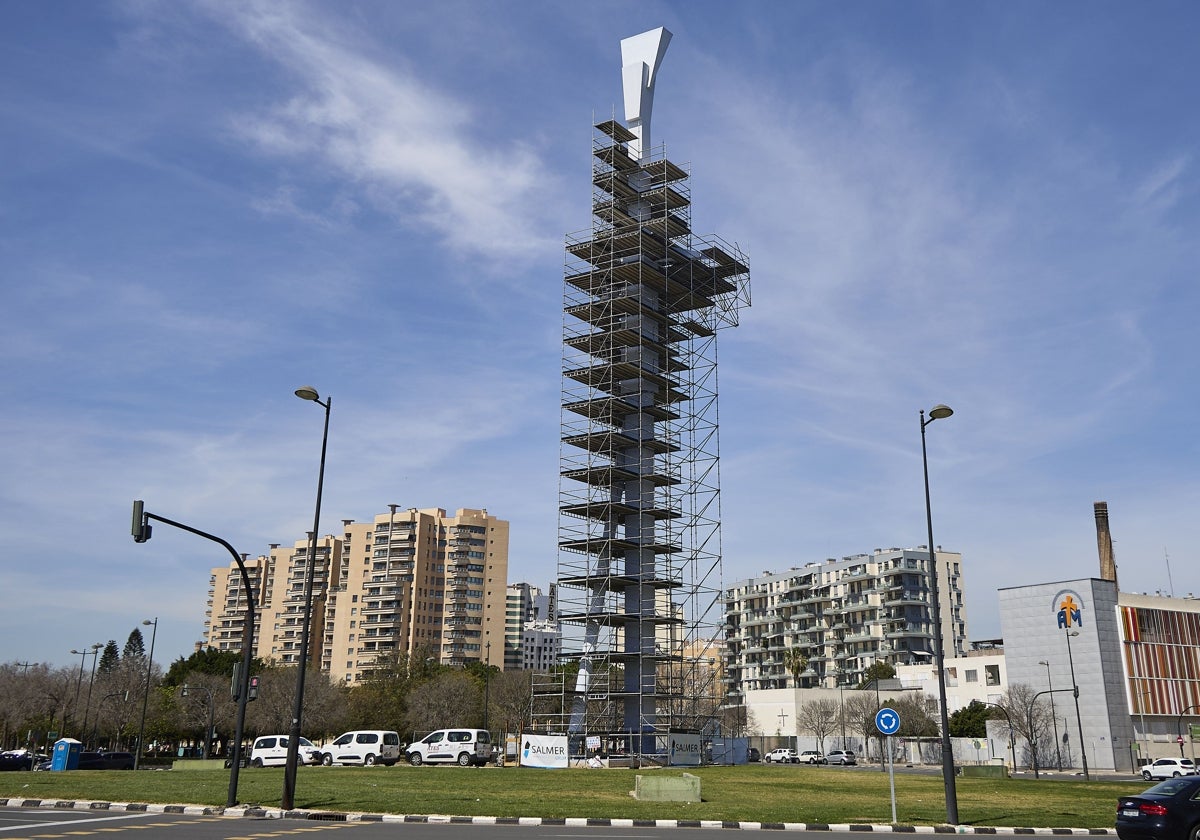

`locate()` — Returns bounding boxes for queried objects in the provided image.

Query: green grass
[0,764,1142,828]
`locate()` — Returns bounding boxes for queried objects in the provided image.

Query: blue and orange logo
[1052,589,1084,629]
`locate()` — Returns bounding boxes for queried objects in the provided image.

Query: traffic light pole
[132,501,255,807]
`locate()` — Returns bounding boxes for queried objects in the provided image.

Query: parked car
[1116,775,1200,840]
[407,728,493,767]
[317,730,402,766]
[764,748,799,764]
[249,735,320,768]
[824,749,857,765]
[0,750,46,771]
[1140,758,1198,780]
[798,750,827,765]
[746,747,761,763]
[85,751,135,770]
[33,751,134,771]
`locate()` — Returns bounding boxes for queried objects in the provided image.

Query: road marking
[0,814,157,833]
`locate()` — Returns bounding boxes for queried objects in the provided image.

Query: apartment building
[202,506,509,683]
[724,547,967,699]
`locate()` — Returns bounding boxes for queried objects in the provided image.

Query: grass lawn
[1,764,1142,828]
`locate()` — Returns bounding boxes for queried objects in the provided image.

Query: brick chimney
[1094,501,1118,587]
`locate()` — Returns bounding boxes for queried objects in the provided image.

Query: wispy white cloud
[196,0,566,262]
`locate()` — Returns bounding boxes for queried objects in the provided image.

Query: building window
[965,669,978,683]
[985,664,1000,686]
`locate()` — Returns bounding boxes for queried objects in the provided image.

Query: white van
[406,728,493,767]
[249,735,320,767]
[317,730,401,766]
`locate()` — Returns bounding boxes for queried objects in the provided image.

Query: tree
[856,661,896,690]
[949,699,992,738]
[404,672,481,736]
[797,697,839,754]
[122,629,146,662]
[998,683,1053,769]
[98,642,120,675]
[488,670,532,739]
[163,648,245,686]
[844,693,881,756]
[345,648,444,732]
[782,648,809,688]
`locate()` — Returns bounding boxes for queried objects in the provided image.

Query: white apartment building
[724,547,967,699]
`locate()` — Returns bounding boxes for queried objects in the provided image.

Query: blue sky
[3,1,1198,669]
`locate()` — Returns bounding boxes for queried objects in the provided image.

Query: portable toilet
[51,738,81,771]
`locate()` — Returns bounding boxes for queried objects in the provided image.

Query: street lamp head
[142,619,155,627]
[929,404,954,420]
[294,385,321,402]
[1038,660,1049,665]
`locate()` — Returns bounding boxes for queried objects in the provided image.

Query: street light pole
[70,644,101,743]
[132,501,255,806]
[1039,660,1062,770]
[1064,629,1089,780]
[920,403,958,825]
[484,641,492,735]
[282,386,331,812]
[134,618,158,770]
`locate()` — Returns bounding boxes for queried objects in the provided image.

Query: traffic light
[131,500,152,543]
[248,676,259,701]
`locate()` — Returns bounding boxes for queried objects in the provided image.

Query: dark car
[82,751,135,770]
[1116,775,1200,840]
[746,747,761,763]
[0,751,46,771]
[35,751,134,771]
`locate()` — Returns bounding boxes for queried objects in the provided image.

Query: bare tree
[404,671,481,737]
[797,697,839,754]
[999,683,1053,770]
[844,693,880,756]
[488,670,532,739]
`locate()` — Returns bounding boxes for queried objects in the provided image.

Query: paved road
[0,807,895,840]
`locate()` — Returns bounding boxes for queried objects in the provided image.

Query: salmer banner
[520,733,569,768]
[669,733,703,766]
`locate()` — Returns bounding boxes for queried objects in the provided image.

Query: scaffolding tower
[544,31,750,760]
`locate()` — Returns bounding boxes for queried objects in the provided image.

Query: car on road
[798,750,827,764]
[318,730,402,766]
[1139,757,1197,780]
[764,748,799,764]
[249,736,320,768]
[824,749,857,765]
[33,751,134,771]
[0,751,46,771]
[746,747,761,763]
[407,728,493,767]
[1116,775,1200,840]
[80,751,135,770]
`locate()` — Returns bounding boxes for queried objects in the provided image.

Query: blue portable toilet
[51,738,81,771]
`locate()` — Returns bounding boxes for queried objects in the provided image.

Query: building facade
[505,583,560,670]
[203,507,509,683]
[1000,578,1200,772]
[724,548,967,700]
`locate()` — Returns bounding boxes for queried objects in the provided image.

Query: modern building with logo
[999,503,1200,773]
[1000,576,1200,770]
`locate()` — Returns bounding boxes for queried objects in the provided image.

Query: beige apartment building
[203,507,509,683]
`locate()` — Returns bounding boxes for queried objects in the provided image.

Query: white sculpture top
[620,27,672,161]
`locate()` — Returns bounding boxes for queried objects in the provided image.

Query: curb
[0,799,1117,834]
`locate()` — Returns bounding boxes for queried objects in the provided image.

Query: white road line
[0,812,158,832]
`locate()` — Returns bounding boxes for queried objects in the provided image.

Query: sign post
[876,708,901,824]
